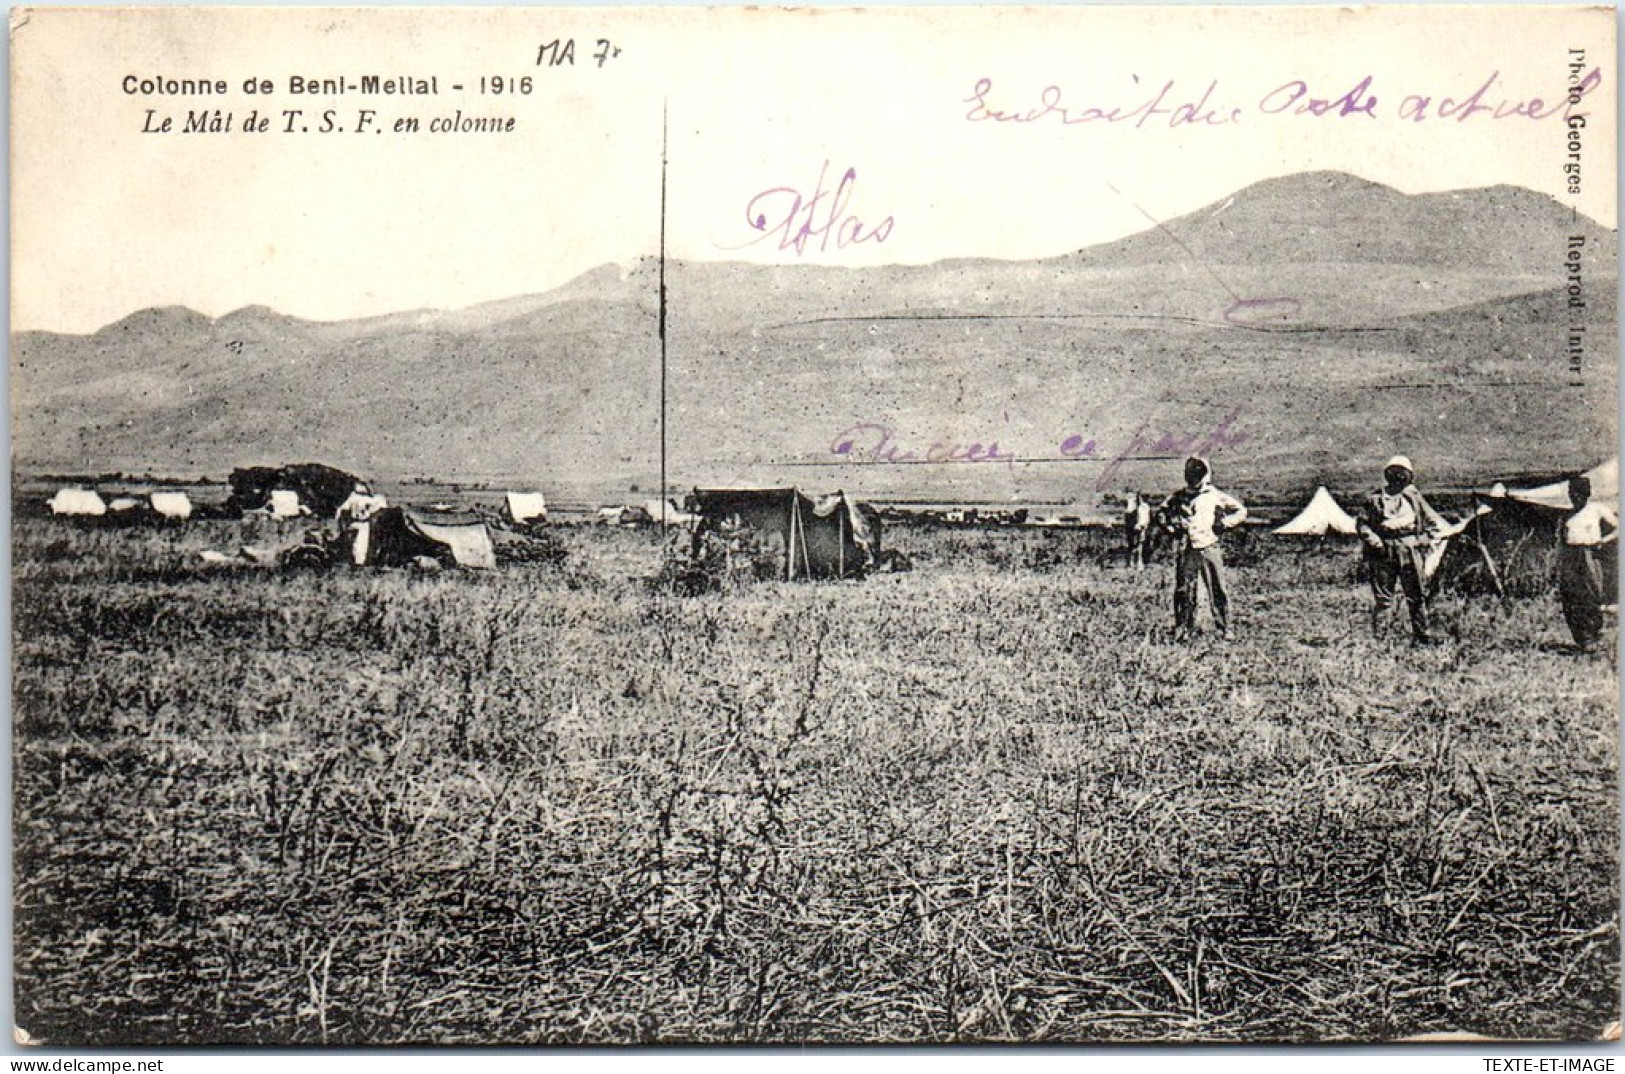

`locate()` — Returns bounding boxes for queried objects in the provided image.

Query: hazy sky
[12,5,1616,332]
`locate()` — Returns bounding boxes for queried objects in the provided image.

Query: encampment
[149,491,193,520]
[505,492,549,526]
[1274,486,1358,536]
[689,487,881,580]
[353,507,496,569]
[48,488,107,516]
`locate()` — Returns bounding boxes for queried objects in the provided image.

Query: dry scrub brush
[11,519,1618,1043]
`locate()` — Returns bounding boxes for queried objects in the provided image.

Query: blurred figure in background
[1123,491,1152,569]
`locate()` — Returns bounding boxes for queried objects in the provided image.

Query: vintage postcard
[10,4,1619,1046]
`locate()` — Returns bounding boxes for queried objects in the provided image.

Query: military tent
[1274,486,1359,536]
[689,487,880,580]
[149,491,193,520]
[1502,458,1619,511]
[353,506,496,569]
[48,488,106,516]
[108,496,143,513]
[504,492,549,525]
[1440,458,1622,598]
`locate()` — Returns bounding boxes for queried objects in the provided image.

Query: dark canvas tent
[690,488,881,580]
[1433,474,1618,600]
[226,463,369,519]
[353,507,496,569]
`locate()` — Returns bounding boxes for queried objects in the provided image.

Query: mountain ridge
[13,172,1617,501]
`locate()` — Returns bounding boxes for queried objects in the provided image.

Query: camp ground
[16,451,1618,1048]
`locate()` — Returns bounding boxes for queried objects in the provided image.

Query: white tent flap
[1505,458,1618,511]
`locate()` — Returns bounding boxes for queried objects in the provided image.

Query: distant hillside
[1077,171,1619,272]
[13,172,1616,503]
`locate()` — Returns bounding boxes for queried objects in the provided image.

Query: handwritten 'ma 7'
[535,38,623,68]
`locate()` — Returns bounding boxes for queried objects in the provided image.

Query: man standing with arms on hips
[1357,455,1448,644]
[1161,456,1247,640]
[1558,474,1617,653]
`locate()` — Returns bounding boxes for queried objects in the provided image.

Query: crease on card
[9,8,30,34]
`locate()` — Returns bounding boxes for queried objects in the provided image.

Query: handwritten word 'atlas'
[733,161,895,256]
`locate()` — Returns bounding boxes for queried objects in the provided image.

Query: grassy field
[11,517,1619,1044]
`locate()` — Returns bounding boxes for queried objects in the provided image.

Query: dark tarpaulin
[1434,494,1617,599]
[225,463,369,519]
[689,487,880,580]
[357,507,496,569]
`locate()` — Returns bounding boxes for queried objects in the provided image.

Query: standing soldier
[1558,474,1617,653]
[1357,455,1447,644]
[1161,456,1247,640]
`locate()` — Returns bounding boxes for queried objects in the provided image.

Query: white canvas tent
[48,488,106,516]
[642,498,698,526]
[266,489,308,518]
[1274,486,1359,536]
[1502,458,1619,511]
[149,491,193,519]
[505,492,549,525]
[1423,503,1493,582]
